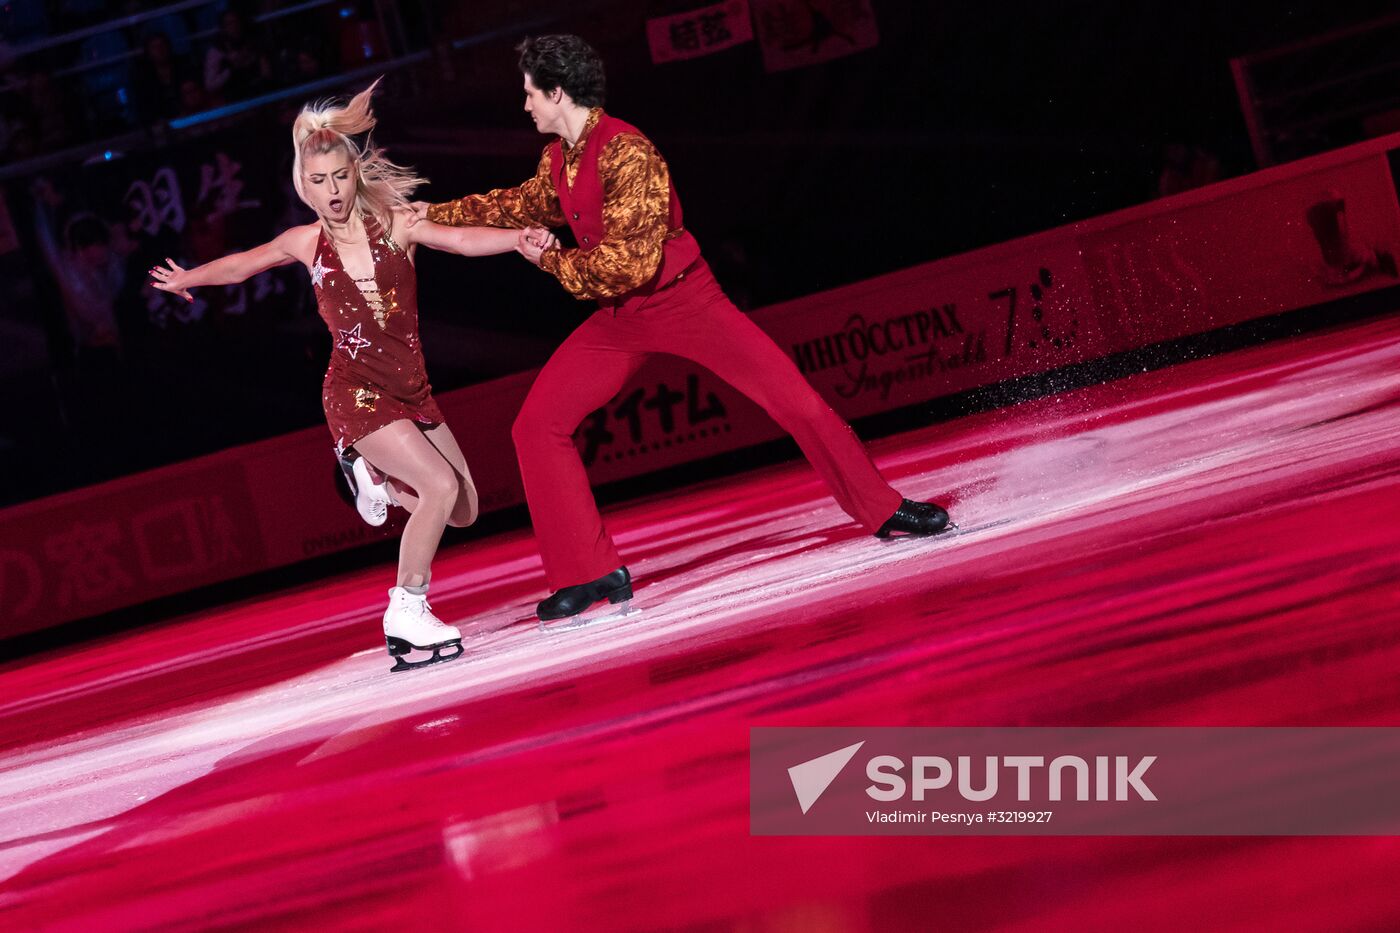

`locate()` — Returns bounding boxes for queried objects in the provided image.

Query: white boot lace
[402,591,453,634]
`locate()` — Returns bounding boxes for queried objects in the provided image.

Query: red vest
[549,112,703,300]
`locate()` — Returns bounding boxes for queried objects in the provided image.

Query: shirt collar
[562,108,604,158]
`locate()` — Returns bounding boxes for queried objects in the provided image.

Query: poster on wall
[647,0,755,64]
[752,0,879,72]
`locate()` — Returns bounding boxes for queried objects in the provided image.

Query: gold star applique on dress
[353,387,378,411]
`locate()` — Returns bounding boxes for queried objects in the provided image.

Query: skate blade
[386,638,465,673]
[877,520,960,544]
[537,599,641,633]
[876,517,1025,546]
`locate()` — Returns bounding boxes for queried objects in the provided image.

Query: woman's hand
[516,226,557,266]
[149,258,194,302]
[405,201,431,227]
[523,226,556,249]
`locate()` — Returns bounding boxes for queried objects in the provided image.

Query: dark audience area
[0,1,389,157]
[1,0,1398,510]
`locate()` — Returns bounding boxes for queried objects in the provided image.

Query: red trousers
[512,261,904,589]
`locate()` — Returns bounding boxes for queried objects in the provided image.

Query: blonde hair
[291,77,426,232]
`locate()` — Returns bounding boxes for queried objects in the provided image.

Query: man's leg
[648,266,907,531]
[512,313,646,591]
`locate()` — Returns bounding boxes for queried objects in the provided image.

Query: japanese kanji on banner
[647,0,754,64]
[752,0,879,72]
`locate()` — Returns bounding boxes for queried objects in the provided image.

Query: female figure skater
[150,81,550,672]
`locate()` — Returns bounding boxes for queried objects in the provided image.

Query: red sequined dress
[311,216,444,455]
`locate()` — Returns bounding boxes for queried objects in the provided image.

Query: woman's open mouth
[330,198,344,212]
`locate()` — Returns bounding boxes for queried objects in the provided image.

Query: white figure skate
[339,453,393,527]
[383,586,463,672]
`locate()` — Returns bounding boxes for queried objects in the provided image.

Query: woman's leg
[353,420,461,588]
[360,424,478,527]
[421,422,480,528]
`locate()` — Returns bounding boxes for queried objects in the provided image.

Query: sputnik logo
[788,741,864,814]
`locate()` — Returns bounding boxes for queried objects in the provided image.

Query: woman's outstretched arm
[403,217,552,258]
[150,225,317,301]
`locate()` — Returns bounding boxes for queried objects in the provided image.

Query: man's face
[523,73,562,136]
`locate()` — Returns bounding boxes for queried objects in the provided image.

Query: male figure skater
[415,35,951,622]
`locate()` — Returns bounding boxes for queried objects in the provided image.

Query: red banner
[752,0,880,72]
[4,133,1400,638]
[0,462,271,628]
[1079,159,1400,347]
[647,0,755,65]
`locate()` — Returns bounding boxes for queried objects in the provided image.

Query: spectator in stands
[294,43,327,83]
[204,10,270,103]
[77,25,134,133]
[132,33,191,122]
[177,76,210,117]
[23,65,82,150]
[272,38,329,88]
[31,177,131,360]
[2,114,37,160]
[131,0,195,58]
[338,5,388,67]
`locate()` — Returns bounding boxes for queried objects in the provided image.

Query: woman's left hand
[149,258,194,302]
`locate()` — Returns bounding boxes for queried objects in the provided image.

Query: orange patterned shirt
[427,109,674,301]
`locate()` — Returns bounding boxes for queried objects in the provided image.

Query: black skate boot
[875,499,954,538]
[537,566,634,625]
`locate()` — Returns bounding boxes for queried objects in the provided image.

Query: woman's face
[302,149,357,222]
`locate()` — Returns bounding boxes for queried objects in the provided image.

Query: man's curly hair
[517,35,606,108]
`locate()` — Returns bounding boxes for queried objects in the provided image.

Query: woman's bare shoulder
[387,208,416,246]
[278,223,322,264]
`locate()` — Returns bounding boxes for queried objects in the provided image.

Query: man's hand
[405,201,431,227]
[516,225,557,267]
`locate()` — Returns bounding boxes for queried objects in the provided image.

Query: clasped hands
[515,226,557,266]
